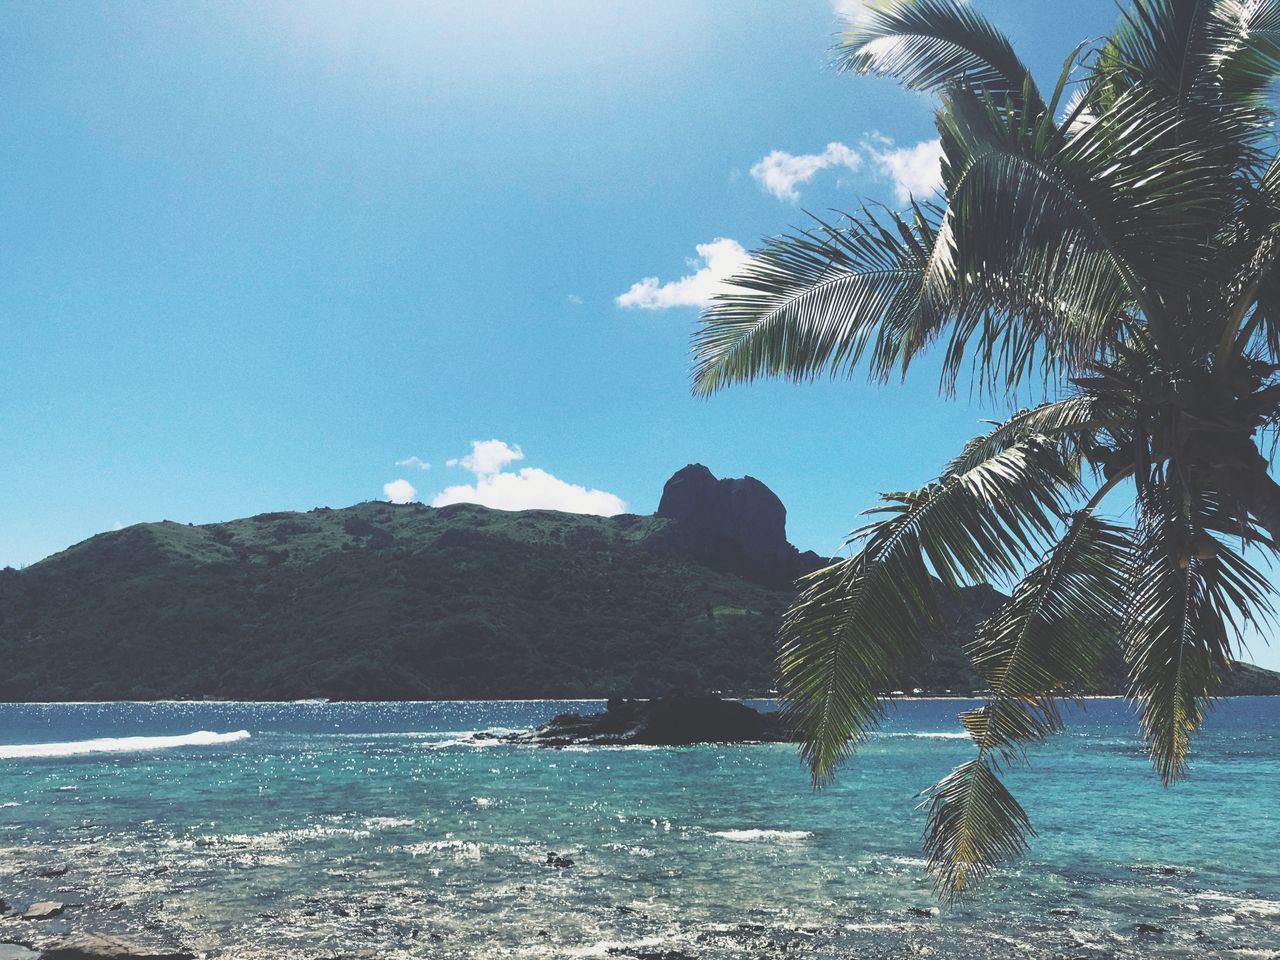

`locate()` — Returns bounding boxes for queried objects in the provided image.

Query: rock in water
[41,933,196,959]
[657,464,821,587]
[22,901,65,920]
[489,694,796,746]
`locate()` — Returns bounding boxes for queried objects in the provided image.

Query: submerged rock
[22,902,65,920]
[41,933,195,959]
[544,852,574,869]
[484,694,796,747]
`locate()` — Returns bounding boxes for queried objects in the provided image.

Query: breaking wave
[0,730,250,759]
[709,828,812,842]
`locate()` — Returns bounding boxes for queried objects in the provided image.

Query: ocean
[0,698,1276,959]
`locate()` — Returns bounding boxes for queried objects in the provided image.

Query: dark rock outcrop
[483,694,796,746]
[657,464,822,588]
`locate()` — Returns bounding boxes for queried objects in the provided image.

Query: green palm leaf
[691,209,943,395]
[922,515,1131,897]
[1124,484,1275,783]
[782,437,1081,781]
[919,756,1033,898]
[944,396,1108,476]
[834,0,1045,115]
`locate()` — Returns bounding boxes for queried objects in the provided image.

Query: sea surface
[0,698,1277,959]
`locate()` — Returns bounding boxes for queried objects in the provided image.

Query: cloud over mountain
[431,440,627,516]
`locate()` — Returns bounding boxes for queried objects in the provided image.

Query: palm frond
[941,83,1227,329]
[691,209,946,395]
[920,756,1033,898]
[1124,482,1275,784]
[1205,0,1280,102]
[922,515,1130,897]
[781,437,1081,781]
[967,516,1131,740]
[834,0,1045,115]
[944,396,1108,476]
[1090,0,1271,188]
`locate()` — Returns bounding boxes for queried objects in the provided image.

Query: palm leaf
[1124,482,1275,783]
[920,756,1033,898]
[691,208,947,395]
[781,437,1081,781]
[921,515,1130,897]
[944,396,1108,476]
[834,0,1045,116]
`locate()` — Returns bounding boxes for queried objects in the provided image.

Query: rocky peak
[657,464,821,587]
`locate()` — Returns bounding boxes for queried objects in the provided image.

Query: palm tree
[693,0,1280,898]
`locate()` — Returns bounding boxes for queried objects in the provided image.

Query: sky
[3,0,1279,671]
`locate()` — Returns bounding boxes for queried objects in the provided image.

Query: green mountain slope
[1,469,1277,701]
[0,501,798,700]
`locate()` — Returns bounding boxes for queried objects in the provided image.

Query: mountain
[1,465,1277,701]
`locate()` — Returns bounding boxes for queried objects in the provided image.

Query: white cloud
[433,439,626,515]
[750,142,862,201]
[832,0,868,22]
[431,466,627,516]
[866,137,945,203]
[567,293,583,305]
[615,238,750,310]
[835,0,964,20]
[447,439,524,477]
[395,456,431,471]
[383,478,417,504]
[746,135,945,205]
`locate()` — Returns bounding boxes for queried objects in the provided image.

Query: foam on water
[880,731,971,739]
[709,828,813,841]
[0,729,249,759]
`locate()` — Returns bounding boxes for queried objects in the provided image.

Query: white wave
[561,935,672,958]
[0,730,250,759]
[1195,892,1280,919]
[710,828,812,842]
[881,731,971,740]
[363,816,416,829]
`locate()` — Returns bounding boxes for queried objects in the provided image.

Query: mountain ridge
[1,466,1277,701]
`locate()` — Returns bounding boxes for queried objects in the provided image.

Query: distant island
[1,464,1277,701]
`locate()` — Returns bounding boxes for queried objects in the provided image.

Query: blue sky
[4,0,1278,670]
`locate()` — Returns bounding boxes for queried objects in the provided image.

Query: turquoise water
[0,698,1276,958]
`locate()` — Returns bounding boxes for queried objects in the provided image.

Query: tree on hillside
[693,0,1280,897]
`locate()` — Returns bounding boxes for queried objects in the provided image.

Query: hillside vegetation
[0,501,799,700]
[1,470,1277,701]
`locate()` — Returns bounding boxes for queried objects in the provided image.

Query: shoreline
[5,693,1267,707]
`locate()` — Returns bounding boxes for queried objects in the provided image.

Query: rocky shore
[470,694,798,747]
